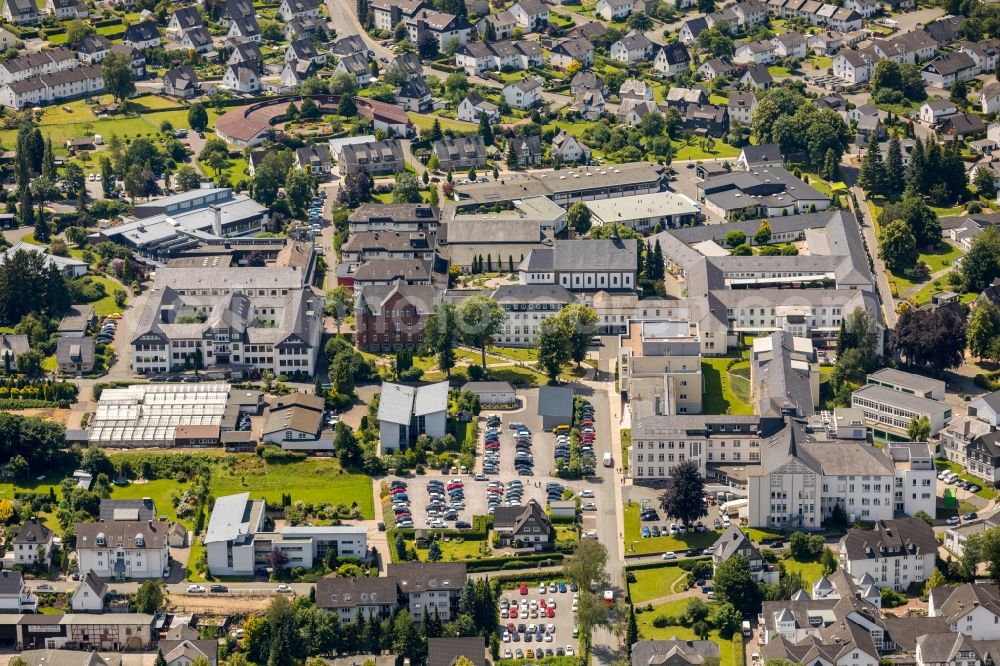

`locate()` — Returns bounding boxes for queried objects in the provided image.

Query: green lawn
[628,564,687,604]
[491,346,539,363]
[672,139,741,161]
[404,537,491,562]
[408,112,478,133]
[936,460,998,500]
[781,557,825,587]
[810,55,832,70]
[82,275,127,317]
[767,66,792,77]
[890,242,965,295]
[211,458,375,516]
[624,504,721,555]
[636,600,744,666]
[709,93,729,105]
[198,157,248,187]
[702,358,753,415]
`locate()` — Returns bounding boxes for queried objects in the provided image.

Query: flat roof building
[851,383,952,441]
[585,191,700,232]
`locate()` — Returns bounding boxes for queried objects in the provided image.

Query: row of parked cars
[555,402,597,475]
[95,317,117,346]
[483,415,502,475]
[514,425,534,476]
[488,479,525,514]
[939,469,981,494]
[391,480,413,528]
[425,478,465,528]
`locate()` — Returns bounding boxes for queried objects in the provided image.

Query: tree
[266,595,301,666]
[969,301,1000,361]
[907,415,931,442]
[392,172,421,204]
[976,166,998,199]
[537,314,572,382]
[962,226,1000,292]
[200,139,231,184]
[456,295,505,368]
[885,135,905,200]
[154,652,167,666]
[563,538,609,590]
[858,133,887,197]
[567,202,592,235]
[175,165,201,192]
[820,547,837,575]
[924,567,946,597]
[712,602,743,638]
[423,303,457,377]
[951,78,969,106]
[658,460,708,526]
[326,286,353,330]
[66,19,95,47]
[100,156,115,198]
[103,52,136,104]
[713,554,761,614]
[879,218,918,274]
[427,540,442,561]
[725,230,746,247]
[696,26,733,58]
[478,112,493,145]
[338,95,358,117]
[132,580,165,614]
[753,220,772,245]
[962,526,1000,581]
[686,598,711,624]
[890,306,967,372]
[285,169,314,215]
[16,350,43,378]
[392,611,423,663]
[188,103,209,132]
[560,303,598,366]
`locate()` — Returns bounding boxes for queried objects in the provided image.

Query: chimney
[210,204,223,236]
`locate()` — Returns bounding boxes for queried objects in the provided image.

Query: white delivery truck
[603,452,613,467]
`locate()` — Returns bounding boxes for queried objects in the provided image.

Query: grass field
[211,458,375,515]
[408,112,478,133]
[702,358,753,415]
[636,600,744,666]
[84,275,127,317]
[404,537,491,562]
[767,66,793,77]
[628,564,687,604]
[624,504,720,555]
[672,139,741,161]
[781,557,825,587]
[890,242,965,295]
[110,478,197,528]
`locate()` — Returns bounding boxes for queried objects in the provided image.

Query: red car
[539,599,547,608]
[447,482,462,491]
[579,420,593,427]
[391,487,407,495]
[519,583,528,595]
[510,608,518,618]
[546,608,554,618]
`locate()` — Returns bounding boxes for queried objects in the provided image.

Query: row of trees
[422,296,507,375]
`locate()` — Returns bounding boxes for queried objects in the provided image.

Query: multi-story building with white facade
[929,584,1000,640]
[940,416,992,468]
[838,517,939,592]
[315,576,402,623]
[851,384,953,440]
[519,237,638,292]
[617,320,703,414]
[884,442,937,519]
[866,369,946,401]
[205,493,368,577]
[491,284,574,347]
[131,267,323,376]
[386,562,466,621]
[75,520,170,580]
[12,519,53,567]
[0,63,104,109]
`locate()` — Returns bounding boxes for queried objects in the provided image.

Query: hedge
[490,564,567,583]
[0,399,62,409]
[466,553,564,574]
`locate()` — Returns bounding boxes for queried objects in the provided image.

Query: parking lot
[386,388,608,534]
[497,580,582,660]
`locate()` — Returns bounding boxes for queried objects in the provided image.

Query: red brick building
[354,281,444,352]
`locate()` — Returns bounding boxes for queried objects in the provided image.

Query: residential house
[492,500,554,550]
[679,17,708,44]
[230,42,264,72]
[596,0,633,20]
[735,39,777,65]
[75,521,170,580]
[56,337,94,374]
[0,334,28,368]
[833,49,874,84]
[433,136,487,172]
[334,53,373,87]
[712,524,779,583]
[611,31,655,64]
[0,571,35,612]
[315,576,401,623]
[736,143,781,170]
[939,112,986,140]
[681,104,729,138]
[168,7,202,39]
[1,0,37,23]
[397,76,433,112]
[159,640,219,666]
[620,79,652,101]
[330,34,367,58]
[12,519,53,566]
[509,0,549,30]
[179,27,214,55]
[503,76,543,110]
[549,37,594,69]
[870,31,938,65]
[574,88,605,120]
[508,135,542,167]
[477,11,517,39]
[740,64,773,89]
[221,65,260,94]
[664,86,708,109]
[45,0,86,19]
[838,517,938,591]
[631,642,720,666]
[457,92,500,123]
[294,144,333,176]
[919,100,957,125]
[369,0,425,32]
[405,10,472,51]
[772,31,807,58]
[77,35,112,64]
[570,70,604,95]
[279,0,320,22]
[981,82,1000,115]
[728,90,757,125]
[698,58,736,80]
[386,562,466,620]
[653,42,691,76]
[163,66,199,99]
[123,21,161,49]
[550,130,591,163]
[227,15,261,43]
[70,571,107,612]
[928,583,1000,639]
[377,381,449,453]
[921,51,977,88]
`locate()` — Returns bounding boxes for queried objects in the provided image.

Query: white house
[221,65,260,94]
[463,381,516,406]
[919,100,958,125]
[596,0,633,20]
[503,77,543,110]
[653,43,691,77]
[0,571,36,612]
[929,584,1000,640]
[982,82,1000,115]
[734,40,776,65]
[377,381,449,453]
[838,517,938,592]
[712,525,779,584]
[610,31,654,64]
[457,92,499,124]
[771,31,807,58]
[12,519,53,566]
[279,0,319,22]
[550,130,591,163]
[833,49,873,84]
[509,0,548,31]
[71,571,107,612]
[75,521,170,580]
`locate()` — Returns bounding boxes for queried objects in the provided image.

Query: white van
[603,452,613,467]
[742,621,752,637]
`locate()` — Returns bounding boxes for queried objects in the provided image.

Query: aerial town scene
[9,0,1000,664]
